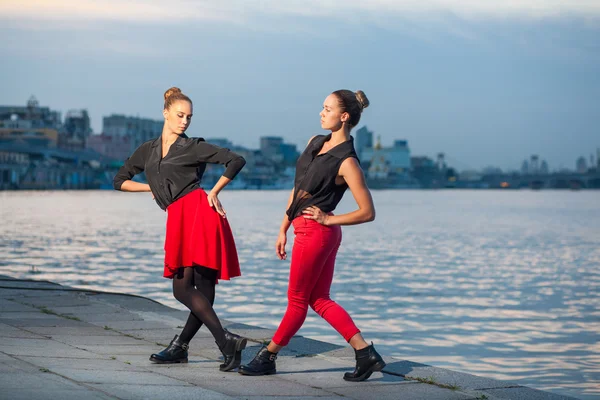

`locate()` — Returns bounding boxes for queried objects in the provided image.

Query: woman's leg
[308,226,363,346]
[270,224,336,348]
[172,266,247,371]
[172,267,225,346]
[179,266,218,343]
[239,220,337,376]
[150,266,218,364]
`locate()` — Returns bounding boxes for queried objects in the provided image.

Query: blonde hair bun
[164,87,182,101]
[355,90,370,110]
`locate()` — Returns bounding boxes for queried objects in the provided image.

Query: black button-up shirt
[286,134,359,220]
[113,134,246,210]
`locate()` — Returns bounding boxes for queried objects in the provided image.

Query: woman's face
[163,100,193,134]
[319,94,347,131]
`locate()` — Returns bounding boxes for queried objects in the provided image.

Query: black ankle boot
[343,343,386,382]
[150,335,189,364]
[217,330,247,371]
[238,346,277,376]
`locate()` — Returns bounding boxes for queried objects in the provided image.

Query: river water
[1,189,598,399]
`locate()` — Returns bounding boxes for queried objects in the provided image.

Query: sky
[1,1,599,171]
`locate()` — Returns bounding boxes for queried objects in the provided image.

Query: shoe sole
[238,368,277,376]
[220,338,248,372]
[343,360,386,382]
[149,357,188,364]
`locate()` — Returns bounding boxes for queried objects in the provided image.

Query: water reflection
[1,190,599,399]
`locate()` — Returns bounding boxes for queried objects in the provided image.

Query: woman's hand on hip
[207,192,226,217]
[302,206,330,225]
[276,232,287,260]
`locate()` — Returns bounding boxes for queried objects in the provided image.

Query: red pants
[272,217,360,346]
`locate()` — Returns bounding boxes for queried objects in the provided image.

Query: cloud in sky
[2,0,600,24]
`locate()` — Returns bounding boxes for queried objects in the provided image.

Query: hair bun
[355,90,369,110]
[164,87,182,101]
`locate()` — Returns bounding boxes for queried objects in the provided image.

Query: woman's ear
[341,112,349,123]
[162,109,168,119]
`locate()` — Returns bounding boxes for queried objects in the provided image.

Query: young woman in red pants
[113,87,247,371]
[240,89,385,381]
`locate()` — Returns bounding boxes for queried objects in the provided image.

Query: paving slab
[0,322,48,338]
[46,367,191,386]
[0,317,96,328]
[47,334,148,346]
[482,387,579,400]
[331,381,475,400]
[76,343,165,356]
[89,383,234,400]
[0,388,114,400]
[0,300,39,312]
[18,355,144,371]
[157,367,334,397]
[383,360,519,390]
[21,325,123,336]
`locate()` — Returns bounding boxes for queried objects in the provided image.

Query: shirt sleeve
[113,142,149,190]
[193,139,246,180]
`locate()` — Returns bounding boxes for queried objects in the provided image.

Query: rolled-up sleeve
[194,139,246,180]
[113,142,149,190]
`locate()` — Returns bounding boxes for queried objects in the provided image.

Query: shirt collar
[150,133,189,148]
[314,134,355,159]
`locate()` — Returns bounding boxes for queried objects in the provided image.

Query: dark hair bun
[355,90,369,110]
[164,87,182,101]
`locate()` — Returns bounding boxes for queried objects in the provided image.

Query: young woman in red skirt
[113,87,247,371]
[239,90,386,381]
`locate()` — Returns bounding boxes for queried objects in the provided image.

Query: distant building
[540,160,549,175]
[0,97,61,149]
[0,129,58,148]
[361,136,411,179]
[576,156,587,173]
[530,155,539,174]
[102,114,163,152]
[280,143,299,166]
[354,126,373,159]
[410,156,438,188]
[260,136,284,163]
[521,159,529,175]
[0,96,62,130]
[259,136,299,166]
[86,133,131,162]
[59,109,92,151]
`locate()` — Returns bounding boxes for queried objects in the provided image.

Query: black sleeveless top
[286,134,359,221]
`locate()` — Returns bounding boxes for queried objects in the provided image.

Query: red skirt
[163,188,241,281]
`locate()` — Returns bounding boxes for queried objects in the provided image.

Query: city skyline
[1,1,598,170]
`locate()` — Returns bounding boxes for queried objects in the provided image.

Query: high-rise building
[355,126,373,159]
[102,114,163,152]
[576,156,587,173]
[530,155,539,174]
[540,160,549,175]
[521,160,529,175]
[60,109,93,151]
[260,136,284,163]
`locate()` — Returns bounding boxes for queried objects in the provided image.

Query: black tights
[173,266,225,347]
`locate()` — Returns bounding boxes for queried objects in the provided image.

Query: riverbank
[0,275,578,400]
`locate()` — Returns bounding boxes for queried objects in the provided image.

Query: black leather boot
[217,330,247,371]
[150,335,189,364]
[238,346,277,376]
[343,343,386,382]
